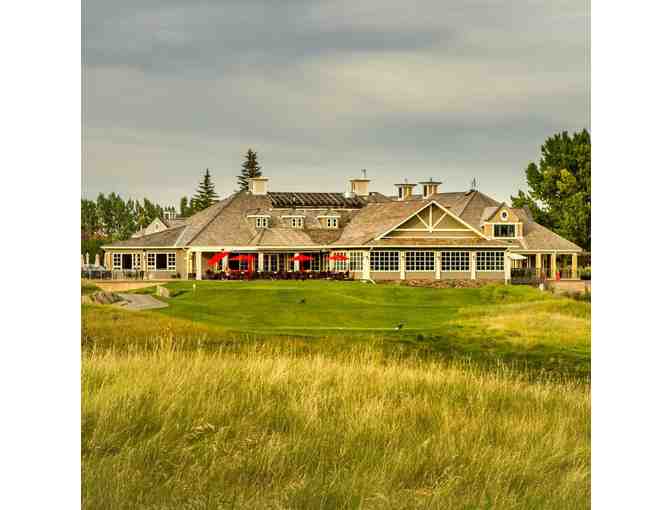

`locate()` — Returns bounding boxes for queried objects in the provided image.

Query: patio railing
[200,270,352,281]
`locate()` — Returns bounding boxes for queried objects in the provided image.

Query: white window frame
[476,251,504,272]
[255,217,269,229]
[370,251,400,272]
[349,251,363,271]
[325,217,338,229]
[264,254,279,272]
[405,251,435,272]
[147,252,177,271]
[285,217,304,228]
[112,253,122,270]
[332,251,348,271]
[493,223,516,238]
[441,251,470,272]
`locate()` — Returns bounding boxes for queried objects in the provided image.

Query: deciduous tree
[511,129,591,250]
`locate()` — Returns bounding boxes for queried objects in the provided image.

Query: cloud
[82,0,590,204]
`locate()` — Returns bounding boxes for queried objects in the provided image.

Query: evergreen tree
[192,169,219,212]
[238,149,262,190]
[179,196,191,217]
[511,129,591,250]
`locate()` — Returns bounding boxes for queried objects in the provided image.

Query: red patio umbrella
[207,251,230,266]
[328,253,349,261]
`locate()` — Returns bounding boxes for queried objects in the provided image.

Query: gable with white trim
[381,203,484,240]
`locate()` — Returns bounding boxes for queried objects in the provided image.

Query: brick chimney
[349,169,371,197]
[249,176,269,195]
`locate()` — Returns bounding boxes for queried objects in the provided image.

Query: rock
[156,286,171,298]
[89,291,122,305]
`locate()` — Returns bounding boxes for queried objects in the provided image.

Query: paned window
[255,217,269,229]
[112,253,122,270]
[147,252,176,271]
[349,251,363,271]
[441,251,470,272]
[370,251,399,272]
[476,251,504,271]
[289,217,304,228]
[405,251,435,272]
[493,224,516,238]
[332,251,348,271]
[325,217,338,228]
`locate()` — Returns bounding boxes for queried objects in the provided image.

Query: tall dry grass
[82,344,590,509]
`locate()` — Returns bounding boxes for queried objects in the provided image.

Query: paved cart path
[115,293,169,310]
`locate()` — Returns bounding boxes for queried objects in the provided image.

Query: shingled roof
[106,225,187,248]
[104,188,582,252]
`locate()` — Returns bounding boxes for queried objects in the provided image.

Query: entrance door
[122,254,133,270]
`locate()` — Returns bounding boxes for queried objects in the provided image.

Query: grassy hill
[82,281,590,509]
[86,281,590,378]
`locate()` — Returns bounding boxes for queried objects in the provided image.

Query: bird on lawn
[394,323,404,331]
[299,298,306,304]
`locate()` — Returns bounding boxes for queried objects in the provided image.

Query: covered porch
[191,250,351,280]
[510,252,583,281]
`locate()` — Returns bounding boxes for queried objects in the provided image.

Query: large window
[441,251,470,272]
[112,253,122,270]
[147,252,176,271]
[332,251,348,271]
[493,224,516,238]
[264,254,279,272]
[476,251,504,271]
[405,251,435,272]
[349,251,363,271]
[370,251,399,272]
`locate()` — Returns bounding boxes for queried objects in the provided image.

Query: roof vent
[349,169,371,197]
[418,177,442,199]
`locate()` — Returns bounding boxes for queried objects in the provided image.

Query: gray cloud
[83,0,590,205]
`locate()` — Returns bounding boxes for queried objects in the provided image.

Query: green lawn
[82,281,590,508]
[108,280,590,378]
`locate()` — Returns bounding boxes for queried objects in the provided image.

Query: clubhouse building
[102,172,583,282]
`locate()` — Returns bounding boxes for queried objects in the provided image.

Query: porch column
[328,252,335,271]
[551,253,557,280]
[434,251,441,280]
[258,252,264,272]
[399,251,406,280]
[535,253,542,277]
[362,251,371,280]
[571,253,578,279]
[470,252,477,280]
[294,252,300,272]
[195,250,203,280]
[504,253,511,284]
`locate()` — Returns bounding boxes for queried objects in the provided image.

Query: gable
[382,203,484,240]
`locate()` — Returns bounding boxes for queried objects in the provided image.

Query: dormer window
[326,217,338,229]
[248,215,270,229]
[290,217,303,229]
[493,224,516,238]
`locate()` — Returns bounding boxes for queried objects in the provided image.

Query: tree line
[81,149,264,257]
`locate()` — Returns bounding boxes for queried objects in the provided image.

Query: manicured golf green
[146,280,543,333]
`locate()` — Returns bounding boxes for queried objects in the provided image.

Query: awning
[508,253,528,261]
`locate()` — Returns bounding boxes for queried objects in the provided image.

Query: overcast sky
[82,0,589,206]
